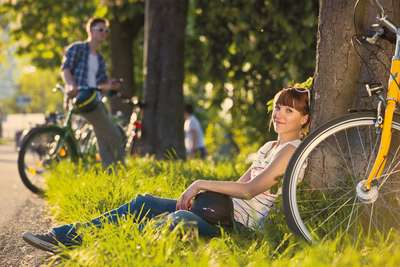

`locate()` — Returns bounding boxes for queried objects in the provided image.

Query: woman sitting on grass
[23,87,310,253]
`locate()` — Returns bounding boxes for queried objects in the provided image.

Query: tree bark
[309,0,400,186]
[313,0,399,128]
[140,0,188,159]
[312,0,362,128]
[109,13,144,122]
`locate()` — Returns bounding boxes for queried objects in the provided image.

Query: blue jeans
[52,194,222,245]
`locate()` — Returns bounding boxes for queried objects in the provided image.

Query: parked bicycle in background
[17,84,144,195]
[18,85,99,194]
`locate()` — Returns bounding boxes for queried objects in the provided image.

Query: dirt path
[0,143,53,266]
[0,196,53,266]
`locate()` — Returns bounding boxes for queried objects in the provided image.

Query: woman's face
[272,104,308,136]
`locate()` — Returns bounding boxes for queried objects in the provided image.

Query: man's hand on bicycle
[99,78,123,92]
[66,84,78,98]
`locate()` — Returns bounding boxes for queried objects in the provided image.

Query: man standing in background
[61,17,124,168]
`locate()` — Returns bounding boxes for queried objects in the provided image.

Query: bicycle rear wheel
[283,111,400,242]
[17,126,77,194]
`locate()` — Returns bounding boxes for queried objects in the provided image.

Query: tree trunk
[313,0,399,128]
[312,0,362,128]
[109,14,144,123]
[309,0,399,186]
[140,0,188,159]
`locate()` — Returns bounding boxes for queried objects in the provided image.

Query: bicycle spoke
[344,128,358,183]
[302,190,354,224]
[331,134,357,185]
[356,126,367,162]
[346,195,359,231]
[364,128,380,178]
[322,198,362,241]
[310,196,354,238]
[300,201,363,215]
[378,196,400,227]
[285,113,400,242]
[379,153,400,190]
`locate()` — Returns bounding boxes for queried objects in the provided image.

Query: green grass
[44,158,400,266]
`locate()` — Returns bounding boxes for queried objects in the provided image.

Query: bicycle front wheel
[283,111,400,242]
[17,126,77,194]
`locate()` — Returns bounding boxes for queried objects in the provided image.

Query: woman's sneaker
[22,232,61,253]
[23,231,82,254]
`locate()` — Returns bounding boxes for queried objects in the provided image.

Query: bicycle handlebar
[53,83,145,108]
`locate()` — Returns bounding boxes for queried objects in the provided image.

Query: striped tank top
[233,140,301,229]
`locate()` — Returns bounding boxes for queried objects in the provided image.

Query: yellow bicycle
[283,0,400,242]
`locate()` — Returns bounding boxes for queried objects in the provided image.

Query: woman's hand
[176,180,202,211]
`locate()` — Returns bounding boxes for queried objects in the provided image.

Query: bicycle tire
[17,126,78,194]
[283,111,400,242]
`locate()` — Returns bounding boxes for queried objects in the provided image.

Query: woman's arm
[237,167,252,182]
[176,144,296,210]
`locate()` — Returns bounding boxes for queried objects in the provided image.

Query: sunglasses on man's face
[92,27,110,33]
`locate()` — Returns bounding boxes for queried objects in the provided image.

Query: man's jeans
[52,194,223,244]
[82,102,125,168]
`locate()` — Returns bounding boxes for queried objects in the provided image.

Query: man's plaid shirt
[61,41,108,87]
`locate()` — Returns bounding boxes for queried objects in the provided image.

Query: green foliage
[0,67,62,113]
[0,1,97,69]
[0,0,144,114]
[19,68,62,113]
[293,76,313,90]
[185,0,318,150]
[45,158,400,266]
[1,0,317,156]
[0,0,144,69]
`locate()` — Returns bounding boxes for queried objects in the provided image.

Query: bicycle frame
[50,108,81,158]
[365,15,400,190]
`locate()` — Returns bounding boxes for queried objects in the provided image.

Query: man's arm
[60,43,79,99]
[98,79,121,92]
[96,54,120,93]
[61,69,77,98]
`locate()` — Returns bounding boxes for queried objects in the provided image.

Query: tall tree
[107,2,144,119]
[141,0,188,159]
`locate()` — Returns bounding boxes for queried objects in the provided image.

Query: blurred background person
[184,104,207,159]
